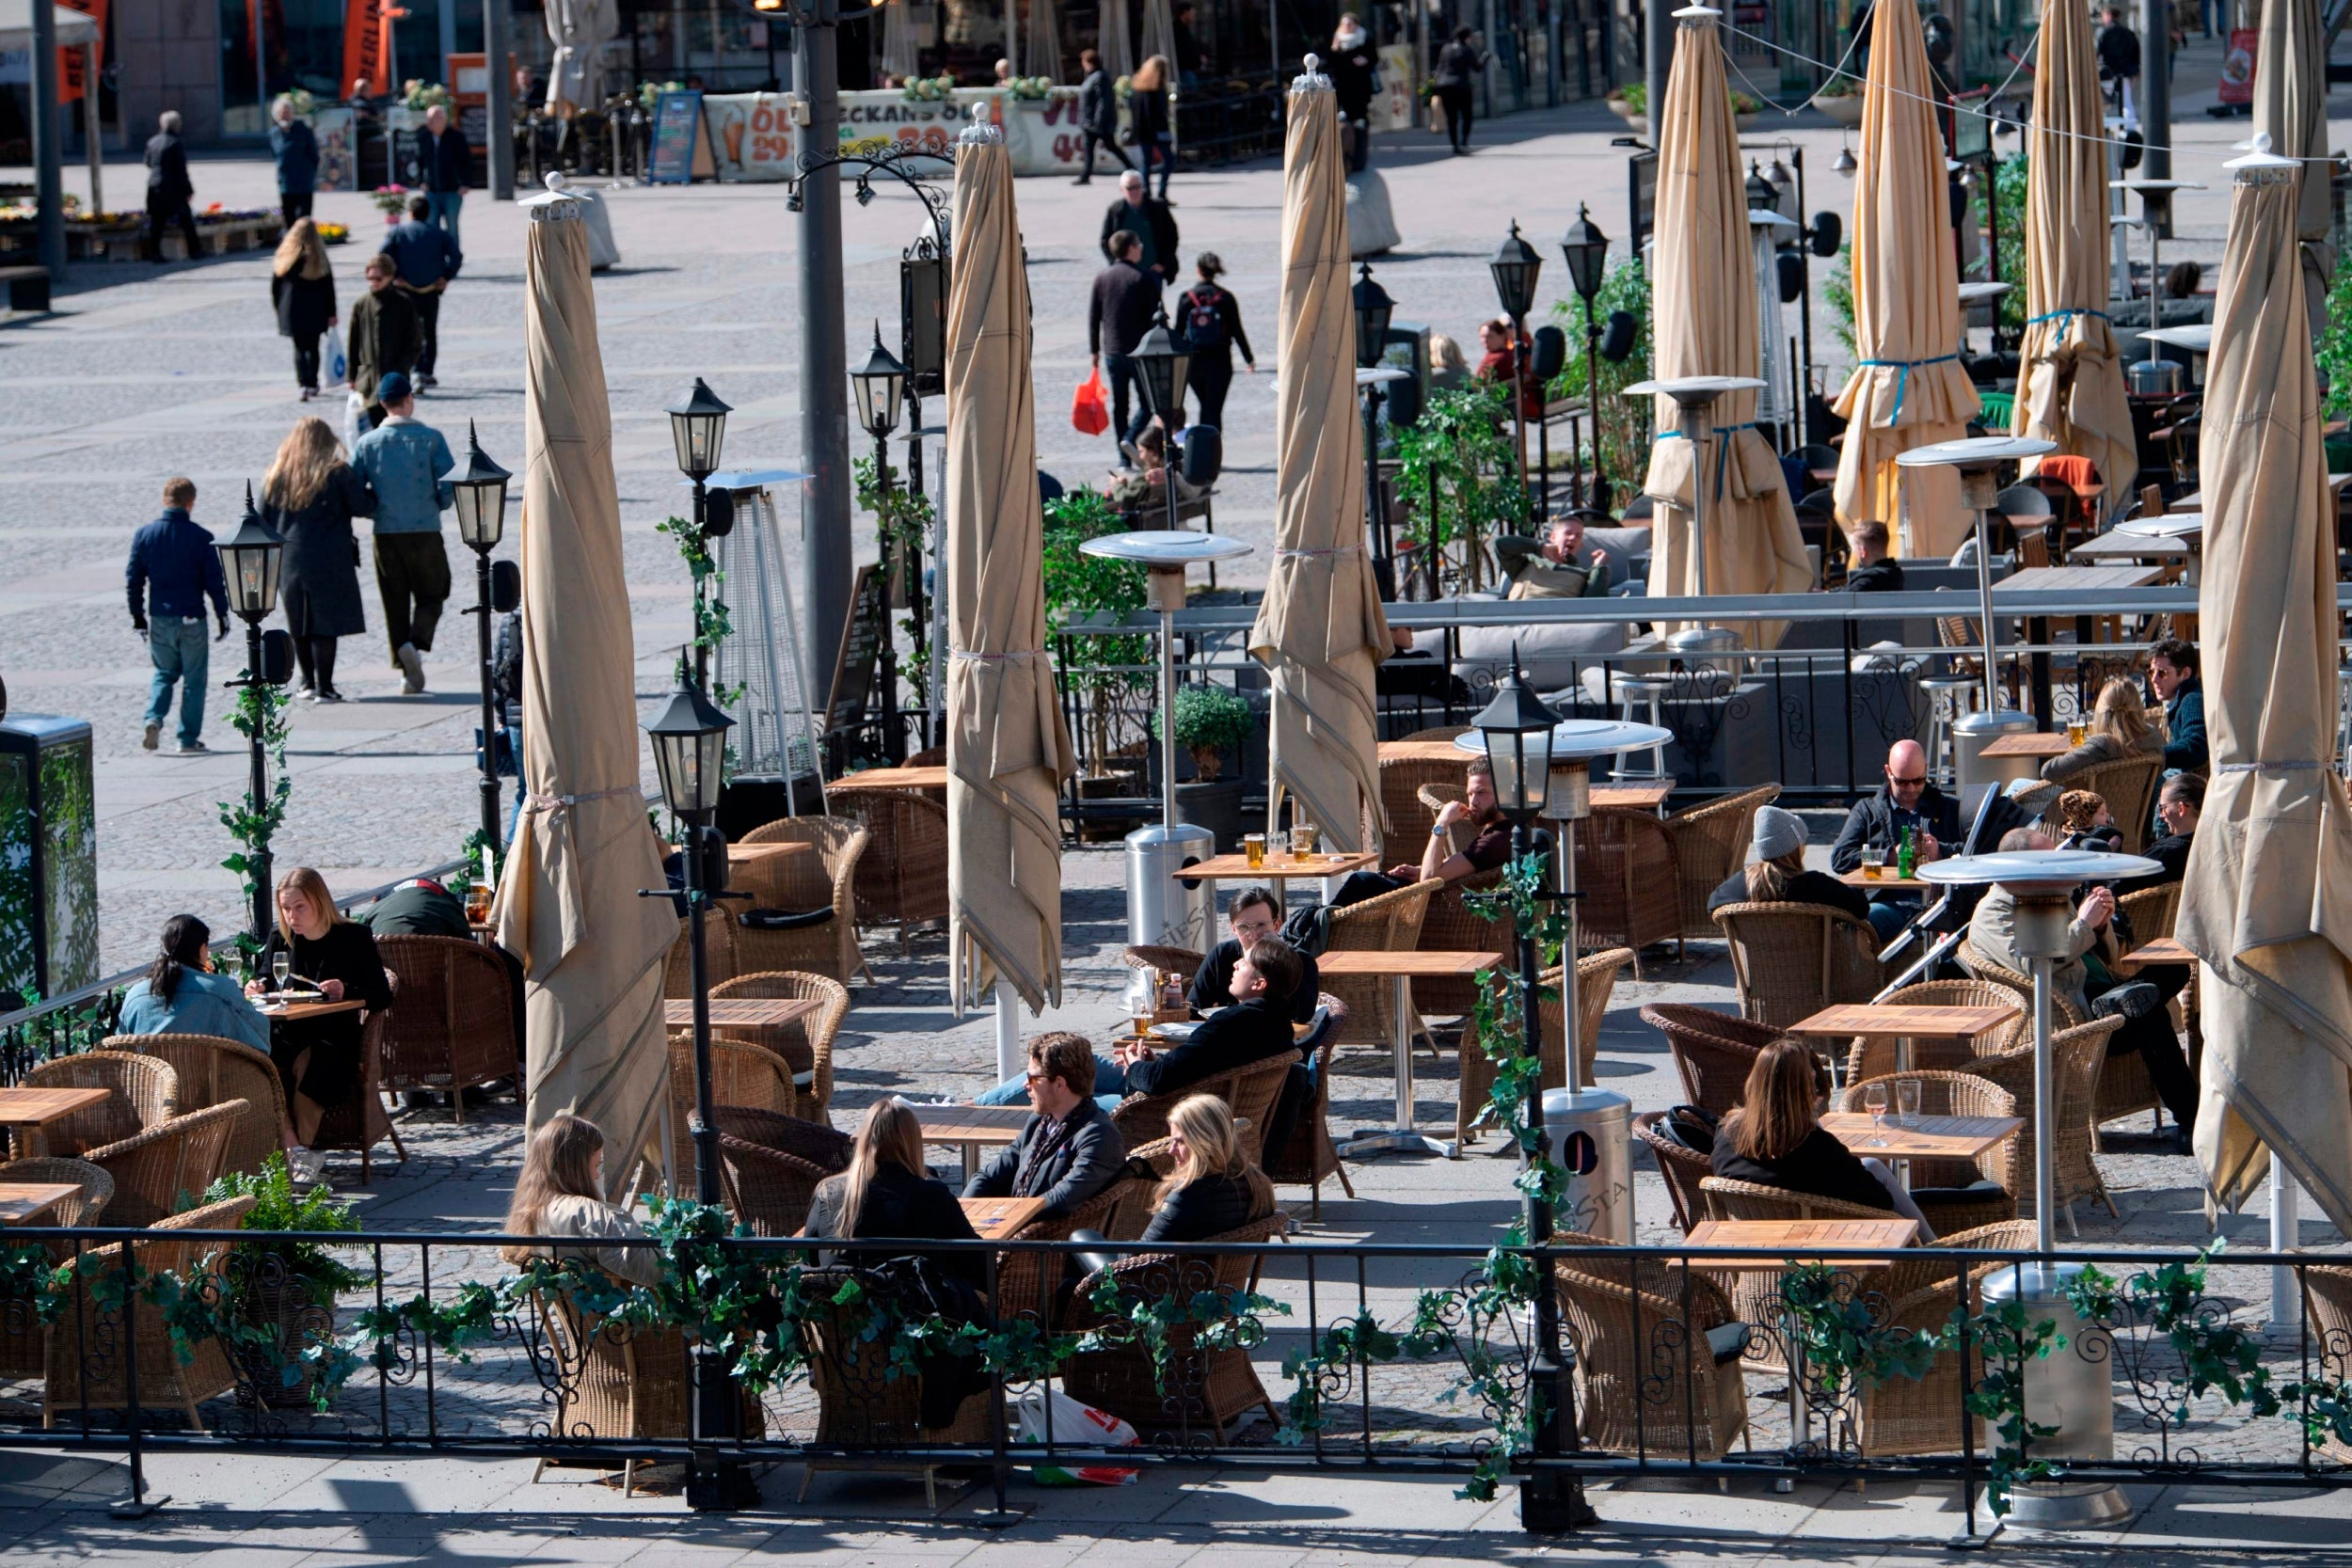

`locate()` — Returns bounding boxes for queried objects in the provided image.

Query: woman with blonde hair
[270,217,337,401]
[1138,1094,1276,1243]
[260,416,376,701]
[1130,54,1173,198]
[1710,1038,1931,1235]
[803,1099,983,1280]
[2042,676,2160,783]
[502,1114,660,1286]
[240,866,393,1178]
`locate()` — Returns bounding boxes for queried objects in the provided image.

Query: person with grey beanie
[1707,804,1872,922]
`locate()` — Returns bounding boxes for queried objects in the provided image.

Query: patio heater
[665,377,734,693]
[447,422,513,857]
[1558,204,1610,504]
[1619,375,1765,657]
[1080,531,1253,953]
[1895,436,2050,786]
[1920,847,2157,1530]
[2112,177,2206,395]
[2140,323,2214,391]
[1354,262,1399,564]
[215,488,288,948]
[642,673,755,1512]
[1490,220,1543,521]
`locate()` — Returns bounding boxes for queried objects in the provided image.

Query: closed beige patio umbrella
[2010,0,2135,510]
[2176,136,2352,1238]
[2253,0,2334,337]
[1642,5,1810,636]
[1098,0,1134,87]
[491,182,677,1176]
[1829,0,1977,559]
[946,108,1076,1025]
[1249,60,1390,852]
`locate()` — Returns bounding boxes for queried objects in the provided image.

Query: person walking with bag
[1433,27,1486,155]
[271,218,339,403]
[347,253,421,431]
[1176,253,1253,428]
[270,97,320,225]
[125,478,229,754]
[347,372,453,694]
[142,110,200,261]
[1089,231,1164,445]
[260,417,377,703]
[1074,49,1133,183]
[379,196,462,391]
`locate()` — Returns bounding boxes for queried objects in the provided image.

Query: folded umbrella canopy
[1830,0,1978,559]
[946,109,1076,1013]
[1642,6,1810,639]
[2011,1,2135,511]
[2253,0,2334,338]
[492,184,677,1176]
[1249,63,1390,853]
[2175,136,2352,1232]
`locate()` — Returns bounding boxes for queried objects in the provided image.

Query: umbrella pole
[1968,486,2001,716]
[2032,953,2056,1254]
[994,980,1022,1084]
[2270,1154,2302,1329]
[1159,600,1179,832]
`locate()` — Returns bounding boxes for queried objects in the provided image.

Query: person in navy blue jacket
[125,478,229,754]
[379,195,464,389]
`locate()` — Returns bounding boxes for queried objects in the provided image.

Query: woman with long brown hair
[1130,54,1173,199]
[269,217,337,401]
[803,1099,982,1280]
[1138,1094,1275,1243]
[2042,676,2161,783]
[502,1114,660,1286]
[1709,1038,1932,1234]
[260,416,376,701]
[241,865,394,1180]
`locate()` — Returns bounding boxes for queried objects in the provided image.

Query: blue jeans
[977,1056,1124,1111]
[427,190,463,246]
[144,616,209,747]
[1867,899,1920,943]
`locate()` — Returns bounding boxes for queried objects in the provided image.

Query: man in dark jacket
[1841,519,1906,593]
[2095,7,2141,121]
[269,99,320,224]
[2117,773,2201,895]
[1089,232,1164,443]
[362,877,471,936]
[1123,938,1308,1157]
[1327,14,1378,171]
[143,110,200,262]
[1073,49,1132,184]
[421,104,470,245]
[1830,738,1961,940]
[380,195,463,389]
[126,477,229,754]
[1190,888,1320,1025]
[1099,169,1180,282]
[349,253,422,423]
[965,1033,1128,1217]
[2148,637,2207,772]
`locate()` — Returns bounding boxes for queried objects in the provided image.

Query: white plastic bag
[1012,1386,1138,1486]
[343,388,368,452]
[326,332,349,387]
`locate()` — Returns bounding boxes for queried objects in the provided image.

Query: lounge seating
[1320,878,1438,1053]
[1455,948,1633,1150]
[735,816,871,984]
[2303,1265,2352,1463]
[43,1195,255,1431]
[0,1157,113,1377]
[991,1175,1156,1328]
[102,1033,288,1180]
[17,1052,177,1158]
[85,1101,246,1227]
[1553,1239,1749,1462]
[664,908,741,996]
[1639,1004,1780,1119]
[717,1133,836,1238]
[707,970,850,1116]
[1661,784,1781,942]
[1960,943,2159,1144]
[1572,809,1683,973]
[372,934,521,1119]
[1413,784,1508,1019]
[826,788,951,953]
[2070,752,2163,856]
[666,1036,802,1190]
[1263,998,1358,1218]
[1853,1220,2039,1459]
[1110,1051,1300,1165]
[1712,901,1883,1029]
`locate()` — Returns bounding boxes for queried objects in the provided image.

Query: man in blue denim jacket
[349,372,454,693]
[125,477,229,753]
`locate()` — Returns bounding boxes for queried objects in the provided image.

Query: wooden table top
[1315,950,1503,979]
[1994,565,2163,595]
[0,1182,80,1226]
[0,1086,109,1126]
[1979,732,2074,759]
[1593,783,1676,811]
[1684,1216,1919,1265]
[663,841,814,860]
[961,1196,1047,1236]
[1821,1111,2025,1160]
[1837,869,1935,889]
[831,765,949,791]
[2070,532,2198,561]
[1180,850,1378,881]
[256,996,367,1022]
[2118,937,2196,968]
[915,1105,1033,1145]
[664,998,823,1029]
[1786,1003,2019,1043]
[1380,740,1476,764]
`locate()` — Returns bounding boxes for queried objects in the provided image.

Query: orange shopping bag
[1071,367,1110,436]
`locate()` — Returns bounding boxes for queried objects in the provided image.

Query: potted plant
[1605,81,1646,134]
[1815,76,1865,125]
[1165,683,1253,849]
[205,1154,363,1406]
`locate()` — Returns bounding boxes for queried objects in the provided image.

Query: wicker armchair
[1059,1212,1288,1442]
[990,1175,1158,1328]
[1552,1241,1749,1462]
[734,816,871,984]
[1321,877,1438,1052]
[1111,1051,1301,1165]
[717,1132,834,1238]
[666,1036,801,1190]
[2116,882,2182,951]
[42,1194,255,1431]
[101,1033,286,1180]
[796,1264,997,1509]
[1836,1070,2022,1235]
[1413,784,1509,1020]
[1455,948,1633,1150]
[371,934,520,1119]
[1571,809,1683,972]
[310,1007,406,1182]
[711,1102,852,1168]
[1264,997,1359,1219]
[1661,784,1782,941]
[1838,979,2028,1084]
[827,788,951,953]
[85,1100,246,1227]
[1697,1176,1901,1369]
[1959,941,2153,1140]
[1854,1220,2040,1459]
[2071,752,2164,856]
[1713,901,1883,1029]
[1961,1016,2122,1230]
[1639,1004,1782,1119]
[2305,1265,2352,1463]
[663,909,740,997]
[17,1051,177,1158]
[0,1157,113,1378]
[1397,725,1470,743]
[1123,944,1206,985]
[1381,752,1461,856]
[1632,1111,1714,1234]
[708,970,851,1116]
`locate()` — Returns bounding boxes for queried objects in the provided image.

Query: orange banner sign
[343,0,388,98]
[57,0,103,103]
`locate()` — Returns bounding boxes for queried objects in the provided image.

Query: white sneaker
[396,642,426,693]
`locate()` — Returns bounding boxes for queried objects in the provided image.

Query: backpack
[1179,286,1227,353]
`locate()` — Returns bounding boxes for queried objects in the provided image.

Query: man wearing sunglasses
[1829,738,1962,941]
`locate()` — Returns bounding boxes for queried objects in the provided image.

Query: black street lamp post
[1131,308,1194,538]
[851,325,913,762]
[448,422,513,855]
[215,487,287,947]
[1489,220,1544,523]
[1558,205,1610,506]
[665,378,733,692]
[1352,261,1396,567]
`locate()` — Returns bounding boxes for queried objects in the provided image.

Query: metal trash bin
[1540,1085,1633,1243]
[1979,1261,2130,1528]
[1124,822,1216,955]
[1955,708,2038,791]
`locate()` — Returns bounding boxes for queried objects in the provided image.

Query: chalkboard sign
[825,563,887,738]
[649,90,706,185]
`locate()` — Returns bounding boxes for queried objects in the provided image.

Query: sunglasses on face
[1888,774,1928,788]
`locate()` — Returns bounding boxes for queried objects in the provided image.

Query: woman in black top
[1706,805,1871,922]
[259,415,377,701]
[1710,1039,1932,1235]
[269,218,338,400]
[1433,27,1486,154]
[1138,1094,1277,1243]
[1326,14,1379,169]
[1177,253,1255,429]
[804,1099,984,1283]
[246,866,395,1174]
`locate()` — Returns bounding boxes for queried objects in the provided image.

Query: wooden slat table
[961,1196,1046,1237]
[1319,950,1502,1161]
[830,765,949,793]
[1979,731,2073,760]
[0,1085,110,1161]
[1993,565,2164,596]
[256,996,366,1023]
[1836,869,1935,891]
[1821,1111,2024,1162]
[1684,1216,1919,1266]
[664,998,822,1030]
[2115,937,2194,969]
[0,1182,80,1226]
[1786,1002,2019,1075]
[1178,850,1377,885]
[915,1104,1033,1183]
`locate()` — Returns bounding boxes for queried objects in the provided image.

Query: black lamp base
[1518,1473,1599,1532]
[686,1450,761,1512]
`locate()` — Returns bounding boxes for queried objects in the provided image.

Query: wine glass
[271,951,291,990]
[1863,1082,1890,1148]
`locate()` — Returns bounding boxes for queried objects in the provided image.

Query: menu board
[825,563,888,739]
[649,89,706,184]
